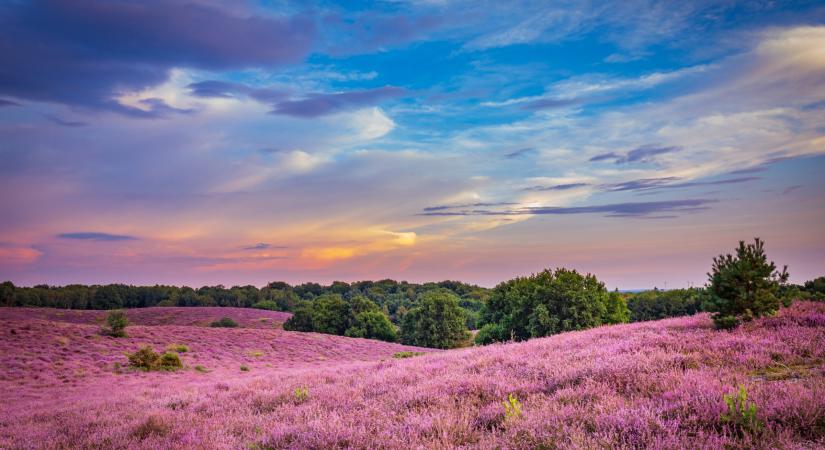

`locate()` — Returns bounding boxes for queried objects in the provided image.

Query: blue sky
[0,0,823,288]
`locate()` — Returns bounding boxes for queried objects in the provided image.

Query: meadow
[1,302,823,449]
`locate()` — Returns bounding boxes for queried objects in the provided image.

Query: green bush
[210,317,238,328]
[721,385,762,435]
[703,238,789,329]
[167,344,189,353]
[252,300,279,311]
[392,351,425,359]
[474,323,508,345]
[102,310,128,337]
[127,346,182,371]
[345,310,398,342]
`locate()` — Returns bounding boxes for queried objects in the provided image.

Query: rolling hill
[1,303,823,449]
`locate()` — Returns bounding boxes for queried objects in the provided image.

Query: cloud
[503,148,535,159]
[44,115,88,127]
[242,243,287,251]
[522,183,590,192]
[590,145,682,164]
[57,232,137,241]
[270,87,405,118]
[422,202,519,212]
[0,0,314,114]
[420,199,716,218]
[0,99,21,107]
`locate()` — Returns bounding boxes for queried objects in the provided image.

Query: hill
[1,303,824,448]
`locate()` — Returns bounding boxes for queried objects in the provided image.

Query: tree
[703,238,789,329]
[401,289,469,349]
[476,268,618,344]
[282,301,314,331]
[102,310,129,337]
[345,310,398,342]
[310,294,353,335]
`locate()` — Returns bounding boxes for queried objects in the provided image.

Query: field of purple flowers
[1,306,293,328]
[1,303,824,449]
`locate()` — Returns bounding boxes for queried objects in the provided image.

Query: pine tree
[704,238,789,329]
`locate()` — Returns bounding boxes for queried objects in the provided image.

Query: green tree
[703,238,789,329]
[401,289,469,349]
[345,310,398,342]
[310,294,353,335]
[282,301,314,331]
[604,290,631,324]
[477,268,613,344]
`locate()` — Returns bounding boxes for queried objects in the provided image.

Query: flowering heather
[1,303,824,449]
[0,306,292,328]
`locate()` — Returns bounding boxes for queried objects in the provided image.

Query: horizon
[1,1,824,289]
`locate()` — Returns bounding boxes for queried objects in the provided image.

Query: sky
[1,0,824,289]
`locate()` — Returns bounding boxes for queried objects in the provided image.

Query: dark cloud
[522,183,590,191]
[422,201,519,212]
[190,81,402,118]
[782,185,803,195]
[188,80,288,103]
[603,176,759,192]
[57,232,137,241]
[420,199,716,218]
[242,243,288,251]
[504,148,535,159]
[521,97,582,110]
[602,177,682,191]
[44,115,88,127]
[269,87,405,118]
[0,0,314,115]
[590,145,682,164]
[0,98,21,107]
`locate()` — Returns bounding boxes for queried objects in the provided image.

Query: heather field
[0,303,823,449]
[0,306,292,329]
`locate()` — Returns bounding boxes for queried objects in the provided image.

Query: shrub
[704,238,789,329]
[128,346,161,371]
[158,352,182,370]
[293,386,309,403]
[194,365,209,373]
[102,310,128,337]
[393,351,425,359]
[401,289,470,349]
[240,365,250,372]
[127,346,182,371]
[474,323,507,345]
[132,415,171,440]
[167,344,188,353]
[721,386,762,435]
[252,300,279,311]
[210,317,238,328]
[502,394,522,421]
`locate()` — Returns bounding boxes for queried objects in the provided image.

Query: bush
[721,386,762,435]
[167,344,188,353]
[401,289,470,349]
[393,351,425,359]
[474,323,508,345]
[703,238,789,329]
[127,346,182,371]
[102,310,128,337]
[240,365,250,372]
[252,300,279,311]
[210,317,238,328]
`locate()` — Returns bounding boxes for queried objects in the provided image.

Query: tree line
[2,238,823,348]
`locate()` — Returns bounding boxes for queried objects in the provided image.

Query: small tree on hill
[704,238,789,329]
[103,310,128,337]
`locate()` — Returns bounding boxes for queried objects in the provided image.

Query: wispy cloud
[420,199,716,218]
[590,145,682,164]
[57,232,137,242]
